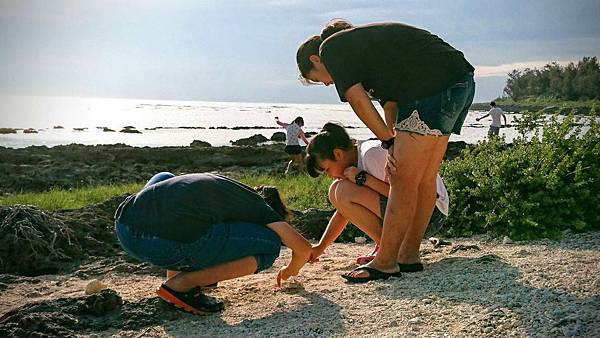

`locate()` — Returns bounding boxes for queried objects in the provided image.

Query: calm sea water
[0,96,520,148]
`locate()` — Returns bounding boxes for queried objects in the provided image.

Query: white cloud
[474,60,575,78]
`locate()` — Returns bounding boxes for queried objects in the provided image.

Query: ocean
[0,95,520,148]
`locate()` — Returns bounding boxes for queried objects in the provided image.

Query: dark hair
[296,19,353,78]
[293,116,304,126]
[305,122,353,177]
[490,101,497,107]
[255,185,293,221]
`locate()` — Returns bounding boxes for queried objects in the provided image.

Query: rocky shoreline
[0,141,598,337]
[0,141,467,195]
[470,102,596,115]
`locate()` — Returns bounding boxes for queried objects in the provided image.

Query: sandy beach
[1,230,598,337]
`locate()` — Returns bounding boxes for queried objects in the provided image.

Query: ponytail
[255,185,293,222]
[296,19,353,79]
[320,19,353,40]
[305,122,353,177]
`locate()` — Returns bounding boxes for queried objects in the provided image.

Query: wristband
[355,170,368,186]
[381,137,395,150]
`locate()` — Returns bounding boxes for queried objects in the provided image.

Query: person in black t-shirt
[114,172,311,314]
[296,19,475,283]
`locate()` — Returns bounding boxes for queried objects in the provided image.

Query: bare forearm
[383,101,398,132]
[318,211,349,249]
[365,175,390,197]
[346,84,394,141]
[266,221,311,264]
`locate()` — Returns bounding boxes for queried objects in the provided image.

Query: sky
[0,0,599,104]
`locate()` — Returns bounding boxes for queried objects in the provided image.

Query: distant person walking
[275,116,309,174]
[476,101,507,136]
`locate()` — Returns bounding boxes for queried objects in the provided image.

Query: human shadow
[373,255,598,337]
[164,285,345,337]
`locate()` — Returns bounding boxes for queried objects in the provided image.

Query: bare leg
[331,179,384,243]
[285,159,294,174]
[346,132,438,278]
[166,270,180,278]
[164,256,258,292]
[397,136,449,263]
[291,154,302,172]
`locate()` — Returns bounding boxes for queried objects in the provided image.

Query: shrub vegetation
[440,109,599,239]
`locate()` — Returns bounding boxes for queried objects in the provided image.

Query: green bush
[440,109,600,239]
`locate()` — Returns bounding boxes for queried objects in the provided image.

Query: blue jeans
[114,172,281,272]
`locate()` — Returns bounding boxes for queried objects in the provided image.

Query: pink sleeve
[299,129,309,144]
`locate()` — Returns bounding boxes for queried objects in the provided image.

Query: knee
[330,180,357,208]
[328,180,342,206]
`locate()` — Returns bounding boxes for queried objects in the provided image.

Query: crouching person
[114,172,311,314]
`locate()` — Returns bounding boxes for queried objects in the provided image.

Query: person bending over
[114,172,311,314]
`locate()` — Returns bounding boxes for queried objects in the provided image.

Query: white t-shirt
[489,107,505,127]
[285,123,302,146]
[356,140,449,215]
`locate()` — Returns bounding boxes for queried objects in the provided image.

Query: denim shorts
[395,74,475,136]
[115,221,281,273]
[379,195,446,238]
[489,126,500,135]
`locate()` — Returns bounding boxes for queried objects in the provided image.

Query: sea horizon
[0,95,509,148]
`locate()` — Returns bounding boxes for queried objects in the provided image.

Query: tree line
[503,56,600,101]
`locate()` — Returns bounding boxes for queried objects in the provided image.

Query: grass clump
[0,183,143,211]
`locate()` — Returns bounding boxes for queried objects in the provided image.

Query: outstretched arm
[345,83,395,141]
[299,129,309,144]
[265,221,311,286]
[311,211,349,262]
[275,117,288,128]
[476,113,490,121]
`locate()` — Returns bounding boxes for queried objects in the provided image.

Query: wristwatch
[355,170,368,186]
[381,137,395,150]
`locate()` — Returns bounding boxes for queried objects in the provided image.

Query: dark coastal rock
[230,134,269,146]
[232,125,272,130]
[53,125,64,129]
[292,208,335,240]
[0,194,155,278]
[73,127,87,131]
[0,144,289,194]
[102,127,115,132]
[0,142,467,195]
[270,131,286,142]
[0,205,82,276]
[0,288,185,337]
[23,128,38,134]
[190,139,212,148]
[120,126,141,134]
[0,128,17,134]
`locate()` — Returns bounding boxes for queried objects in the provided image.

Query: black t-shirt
[319,22,475,105]
[115,173,283,243]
